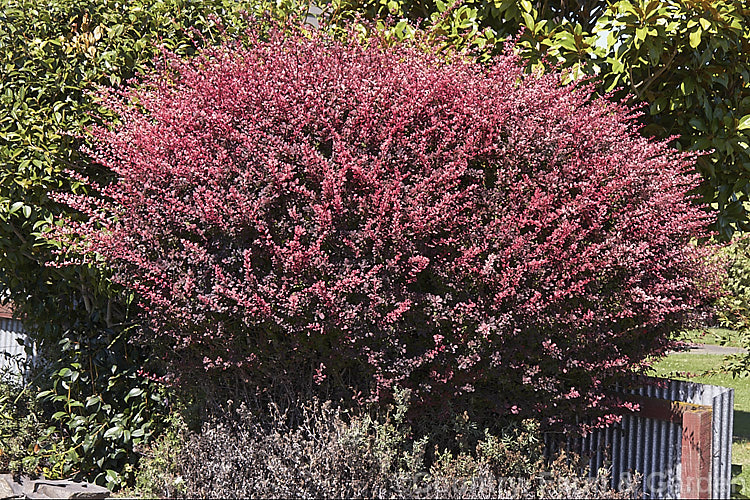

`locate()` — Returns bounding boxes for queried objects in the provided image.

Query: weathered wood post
[681,406,713,499]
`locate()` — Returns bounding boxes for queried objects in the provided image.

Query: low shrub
[59,23,720,425]
[0,375,49,476]
[34,335,167,489]
[128,392,636,499]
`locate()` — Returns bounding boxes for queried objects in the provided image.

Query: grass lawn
[680,327,743,347]
[649,353,750,497]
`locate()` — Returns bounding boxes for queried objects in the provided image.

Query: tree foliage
[60,26,720,426]
[714,236,750,376]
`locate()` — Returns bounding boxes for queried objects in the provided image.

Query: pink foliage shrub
[59,26,720,424]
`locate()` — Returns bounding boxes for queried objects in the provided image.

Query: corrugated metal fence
[546,377,734,499]
[0,316,28,375]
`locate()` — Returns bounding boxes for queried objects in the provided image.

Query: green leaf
[103,426,123,440]
[689,28,702,49]
[125,387,144,400]
[521,12,534,29]
[105,469,120,488]
[738,115,750,131]
[556,33,577,52]
[9,201,23,214]
[86,396,102,408]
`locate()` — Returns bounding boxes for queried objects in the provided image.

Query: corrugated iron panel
[627,379,683,498]
[545,377,733,499]
[0,317,28,374]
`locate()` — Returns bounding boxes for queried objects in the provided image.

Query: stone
[0,476,110,500]
[0,475,22,499]
[0,477,15,499]
[26,480,110,499]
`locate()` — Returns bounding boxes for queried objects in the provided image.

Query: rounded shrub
[58,24,720,425]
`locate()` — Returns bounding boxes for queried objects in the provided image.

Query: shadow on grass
[737,411,750,439]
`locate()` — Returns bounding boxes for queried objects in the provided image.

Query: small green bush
[35,335,167,488]
[715,235,750,376]
[0,375,49,476]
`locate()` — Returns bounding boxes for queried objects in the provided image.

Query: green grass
[679,327,743,347]
[649,353,750,497]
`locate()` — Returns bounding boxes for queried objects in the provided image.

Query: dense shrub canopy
[60,25,720,425]
[330,0,750,240]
